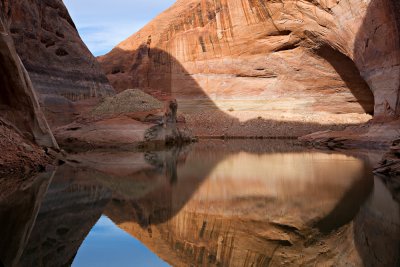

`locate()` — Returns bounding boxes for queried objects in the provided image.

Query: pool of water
[0,140,399,266]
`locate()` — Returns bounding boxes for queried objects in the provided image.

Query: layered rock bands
[5,0,114,102]
[99,0,400,118]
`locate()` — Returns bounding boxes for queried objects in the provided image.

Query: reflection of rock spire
[144,145,182,185]
[165,146,180,185]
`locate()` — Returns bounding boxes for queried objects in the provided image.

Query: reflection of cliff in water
[0,171,54,267]
[18,166,112,267]
[104,140,392,266]
[0,140,399,266]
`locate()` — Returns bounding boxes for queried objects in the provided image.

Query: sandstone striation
[54,91,194,151]
[0,1,58,173]
[0,3,56,146]
[99,0,400,122]
[5,0,114,99]
[3,0,114,126]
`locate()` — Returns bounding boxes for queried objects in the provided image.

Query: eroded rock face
[99,0,400,118]
[4,0,114,104]
[0,2,57,148]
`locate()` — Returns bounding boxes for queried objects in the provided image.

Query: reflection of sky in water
[72,216,169,267]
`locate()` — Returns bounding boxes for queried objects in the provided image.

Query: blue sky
[72,215,169,267]
[63,0,175,56]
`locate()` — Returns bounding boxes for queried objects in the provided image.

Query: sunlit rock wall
[99,0,400,117]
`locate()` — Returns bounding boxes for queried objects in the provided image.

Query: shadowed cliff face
[99,0,400,119]
[98,46,374,138]
[1,0,114,128]
[102,46,374,115]
[0,2,57,148]
[4,0,114,99]
[353,0,400,116]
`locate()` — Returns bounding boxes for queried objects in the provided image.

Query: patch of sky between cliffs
[63,0,175,56]
[72,215,169,267]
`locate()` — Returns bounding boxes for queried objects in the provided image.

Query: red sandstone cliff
[0,1,57,157]
[99,0,400,118]
[2,0,114,128]
[5,0,114,101]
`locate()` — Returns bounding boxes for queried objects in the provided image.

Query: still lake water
[0,140,399,266]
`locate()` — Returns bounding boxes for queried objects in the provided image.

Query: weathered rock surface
[99,0,400,120]
[300,119,400,149]
[0,3,57,148]
[0,121,52,176]
[3,0,114,125]
[5,0,114,99]
[54,90,194,151]
[91,89,164,117]
[0,1,58,173]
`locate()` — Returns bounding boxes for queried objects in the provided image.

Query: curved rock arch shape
[100,0,400,123]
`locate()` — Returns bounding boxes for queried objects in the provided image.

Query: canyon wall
[0,2,57,148]
[3,0,114,105]
[99,0,400,117]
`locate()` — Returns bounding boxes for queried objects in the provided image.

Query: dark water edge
[0,140,399,267]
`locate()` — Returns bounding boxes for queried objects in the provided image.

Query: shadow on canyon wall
[1,0,399,265]
[352,0,400,116]
[314,44,374,115]
[106,43,375,138]
[0,25,44,142]
[352,1,400,265]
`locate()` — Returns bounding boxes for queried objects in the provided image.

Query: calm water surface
[0,140,399,266]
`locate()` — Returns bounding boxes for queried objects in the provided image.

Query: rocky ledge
[54,90,195,151]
